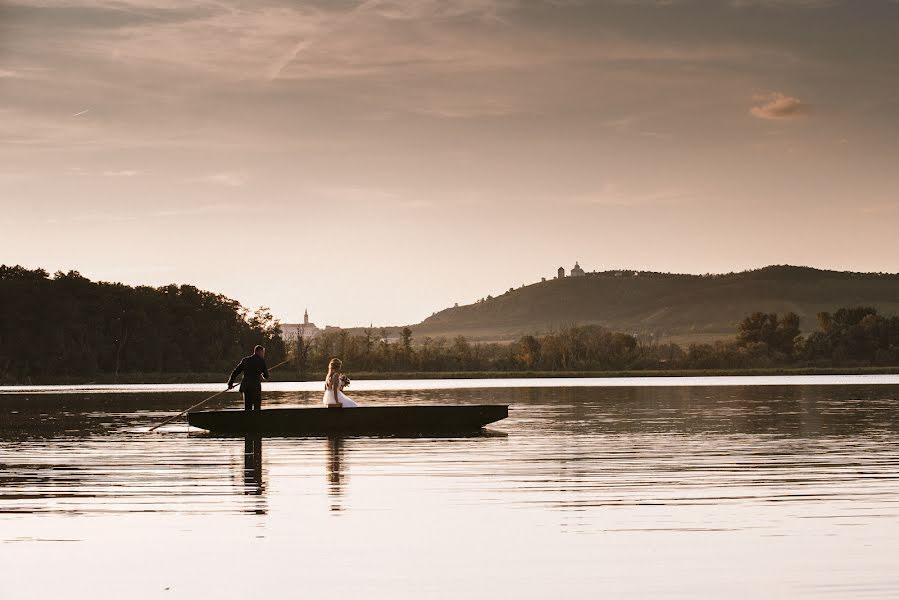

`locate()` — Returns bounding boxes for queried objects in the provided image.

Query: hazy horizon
[3,0,898,327]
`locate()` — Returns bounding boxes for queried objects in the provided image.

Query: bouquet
[339,374,351,389]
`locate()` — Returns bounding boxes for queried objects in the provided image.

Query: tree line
[0,265,285,382]
[3,264,896,383]
[292,307,899,376]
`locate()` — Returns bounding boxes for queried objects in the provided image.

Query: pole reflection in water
[242,435,266,514]
[327,436,346,513]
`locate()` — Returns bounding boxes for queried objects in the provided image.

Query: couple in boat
[227,347,357,410]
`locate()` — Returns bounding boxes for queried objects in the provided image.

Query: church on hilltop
[280,308,320,340]
[556,261,586,279]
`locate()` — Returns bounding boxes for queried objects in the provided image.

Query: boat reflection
[206,430,507,515]
[322,431,504,514]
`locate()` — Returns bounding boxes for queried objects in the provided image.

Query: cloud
[571,183,693,207]
[731,0,837,7]
[412,98,520,119]
[750,92,808,119]
[151,203,240,217]
[0,0,807,154]
[60,168,138,177]
[72,212,138,223]
[189,171,248,187]
[51,202,240,223]
[319,186,403,204]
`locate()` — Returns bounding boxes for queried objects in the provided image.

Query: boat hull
[187,405,508,435]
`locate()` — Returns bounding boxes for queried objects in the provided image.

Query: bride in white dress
[323,357,358,408]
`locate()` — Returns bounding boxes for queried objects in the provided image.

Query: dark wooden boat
[187,405,508,435]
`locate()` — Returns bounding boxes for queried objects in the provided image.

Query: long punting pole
[148,358,291,432]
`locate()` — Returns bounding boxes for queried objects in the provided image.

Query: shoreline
[3,366,897,386]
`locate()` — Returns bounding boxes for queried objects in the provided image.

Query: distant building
[556,263,587,279]
[281,308,320,340]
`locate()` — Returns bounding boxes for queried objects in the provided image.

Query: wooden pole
[148,358,291,432]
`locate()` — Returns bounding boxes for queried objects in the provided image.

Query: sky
[1,0,898,327]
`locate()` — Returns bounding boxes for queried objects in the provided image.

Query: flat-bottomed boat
[187,404,508,435]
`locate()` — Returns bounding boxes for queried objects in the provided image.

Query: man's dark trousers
[243,385,262,411]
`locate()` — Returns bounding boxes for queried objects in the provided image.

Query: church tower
[304,308,309,326]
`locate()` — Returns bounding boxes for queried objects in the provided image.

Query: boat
[187,404,509,435]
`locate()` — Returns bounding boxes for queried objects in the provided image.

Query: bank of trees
[3,263,897,382]
[290,307,899,376]
[682,308,898,369]
[0,265,284,382]
[288,325,675,375]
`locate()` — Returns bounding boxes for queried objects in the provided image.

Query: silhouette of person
[227,345,269,411]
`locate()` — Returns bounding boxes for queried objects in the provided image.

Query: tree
[515,335,541,369]
[398,327,414,369]
[737,311,801,357]
[291,328,315,380]
[452,336,471,369]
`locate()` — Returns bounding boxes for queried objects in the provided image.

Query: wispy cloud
[750,92,808,120]
[412,98,520,119]
[151,203,241,217]
[71,212,139,224]
[50,202,240,224]
[0,0,811,155]
[189,171,249,187]
[731,0,838,7]
[319,186,403,204]
[571,183,693,207]
[601,111,672,139]
[102,169,139,177]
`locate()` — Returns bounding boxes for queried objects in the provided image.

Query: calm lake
[2,376,899,599]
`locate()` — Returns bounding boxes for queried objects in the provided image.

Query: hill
[407,265,899,343]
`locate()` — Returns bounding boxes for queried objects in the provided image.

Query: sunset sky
[2,0,898,327]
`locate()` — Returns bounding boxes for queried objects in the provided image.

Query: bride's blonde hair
[326,357,342,380]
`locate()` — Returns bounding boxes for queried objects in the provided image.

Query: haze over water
[2,377,899,599]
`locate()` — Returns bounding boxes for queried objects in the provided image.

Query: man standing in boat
[227,345,270,411]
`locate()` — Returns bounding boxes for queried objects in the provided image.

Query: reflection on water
[1,381,899,598]
[327,437,345,512]
[242,436,264,512]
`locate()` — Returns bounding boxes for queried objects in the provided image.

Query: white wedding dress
[323,378,358,408]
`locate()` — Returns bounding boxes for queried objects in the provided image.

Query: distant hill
[406,266,899,343]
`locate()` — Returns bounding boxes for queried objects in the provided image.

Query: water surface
[2,378,898,598]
